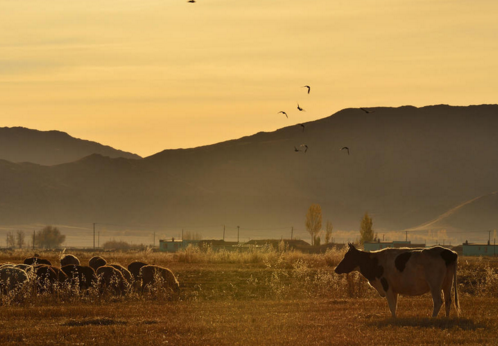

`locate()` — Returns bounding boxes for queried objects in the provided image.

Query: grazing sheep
[24,257,52,266]
[34,265,59,292]
[109,264,133,284]
[61,265,97,290]
[0,264,33,274]
[60,254,80,267]
[50,266,68,283]
[96,266,127,295]
[140,265,180,294]
[89,256,107,271]
[0,267,29,294]
[127,261,148,281]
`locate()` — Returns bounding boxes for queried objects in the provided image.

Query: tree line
[5,226,66,249]
[305,204,375,245]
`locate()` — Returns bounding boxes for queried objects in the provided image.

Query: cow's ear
[348,243,357,251]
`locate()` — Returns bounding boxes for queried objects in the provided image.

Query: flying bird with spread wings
[303,85,311,94]
[294,146,301,152]
[298,123,305,132]
[278,111,288,118]
[301,144,309,153]
[188,0,196,2]
[341,147,350,155]
[297,103,305,112]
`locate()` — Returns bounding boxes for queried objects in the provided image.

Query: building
[159,238,237,252]
[462,242,498,256]
[363,240,425,252]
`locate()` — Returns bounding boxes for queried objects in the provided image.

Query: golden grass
[1,248,498,345]
[1,298,497,345]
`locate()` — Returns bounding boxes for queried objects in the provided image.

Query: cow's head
[335,243,362,274]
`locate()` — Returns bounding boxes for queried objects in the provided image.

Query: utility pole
[153,231,156,247]
[291,227,293,240]
[237,226,240,244]
[93,223,96,250]
[405,231,408,242]
[98,231,100,248]
[223,225,225,241]
[32,230,35,250]
[488,230,492,245]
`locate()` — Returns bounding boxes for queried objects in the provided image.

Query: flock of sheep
[0,254,180,296]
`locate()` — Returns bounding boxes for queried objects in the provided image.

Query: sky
[1,0,497,157]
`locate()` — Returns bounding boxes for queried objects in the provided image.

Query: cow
[89,256,107,271]
[140,265,180,294]
[128,261,148,281]
[335,244,459,318]
[60,254,80,267]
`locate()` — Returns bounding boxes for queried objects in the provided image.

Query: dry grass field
[1,246,498,345]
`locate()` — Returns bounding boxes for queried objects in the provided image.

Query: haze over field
[0,105,497,247]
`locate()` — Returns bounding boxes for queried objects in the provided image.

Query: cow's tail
[453,259,460,316]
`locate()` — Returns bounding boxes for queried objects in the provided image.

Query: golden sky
[1,0,497,157]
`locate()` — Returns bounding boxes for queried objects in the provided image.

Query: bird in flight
[341,147,350,155]
[301,144,309,153]
[360,108,375,114]
[188,0,195,3]
[294,146,301,152]
[297,103,305,111]
[298,123,305,132]
[303,85,311,94]
[278,111,288,118]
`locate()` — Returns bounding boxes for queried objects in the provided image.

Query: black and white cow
[335,244,459,317]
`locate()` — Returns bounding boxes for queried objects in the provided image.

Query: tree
[35,226,66,249]
[6,231,15,248]
[360,212,374,244]
[305,204,322,246]
[325,221,333,244]
[16,230,25,249]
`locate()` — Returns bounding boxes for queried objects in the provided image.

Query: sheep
[60,254,80,267]
[0,267,29,294]
[96,266,127,295]
[24,257,52,266]
[89,256,107,271]
[140,265,180,294]
[61,265,97,290]
[127,261,148,281]
[109,264,134,286]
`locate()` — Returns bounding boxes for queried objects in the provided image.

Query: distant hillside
[0,127,141,165]
[0,105,497,242]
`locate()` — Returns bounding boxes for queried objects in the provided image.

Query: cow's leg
[429,285,443,317]
[442,269,454,317]
[386,290,398,318]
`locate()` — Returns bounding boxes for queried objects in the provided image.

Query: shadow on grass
[368,317,484,331]
[63,318,127,327]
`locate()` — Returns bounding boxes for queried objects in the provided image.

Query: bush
[102,240,132,251]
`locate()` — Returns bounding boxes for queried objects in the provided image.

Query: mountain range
[0,127,141,165]
[1,105,497,244]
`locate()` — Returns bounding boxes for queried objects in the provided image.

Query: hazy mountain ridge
[0,127,142,165]
[0,105,497,240]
